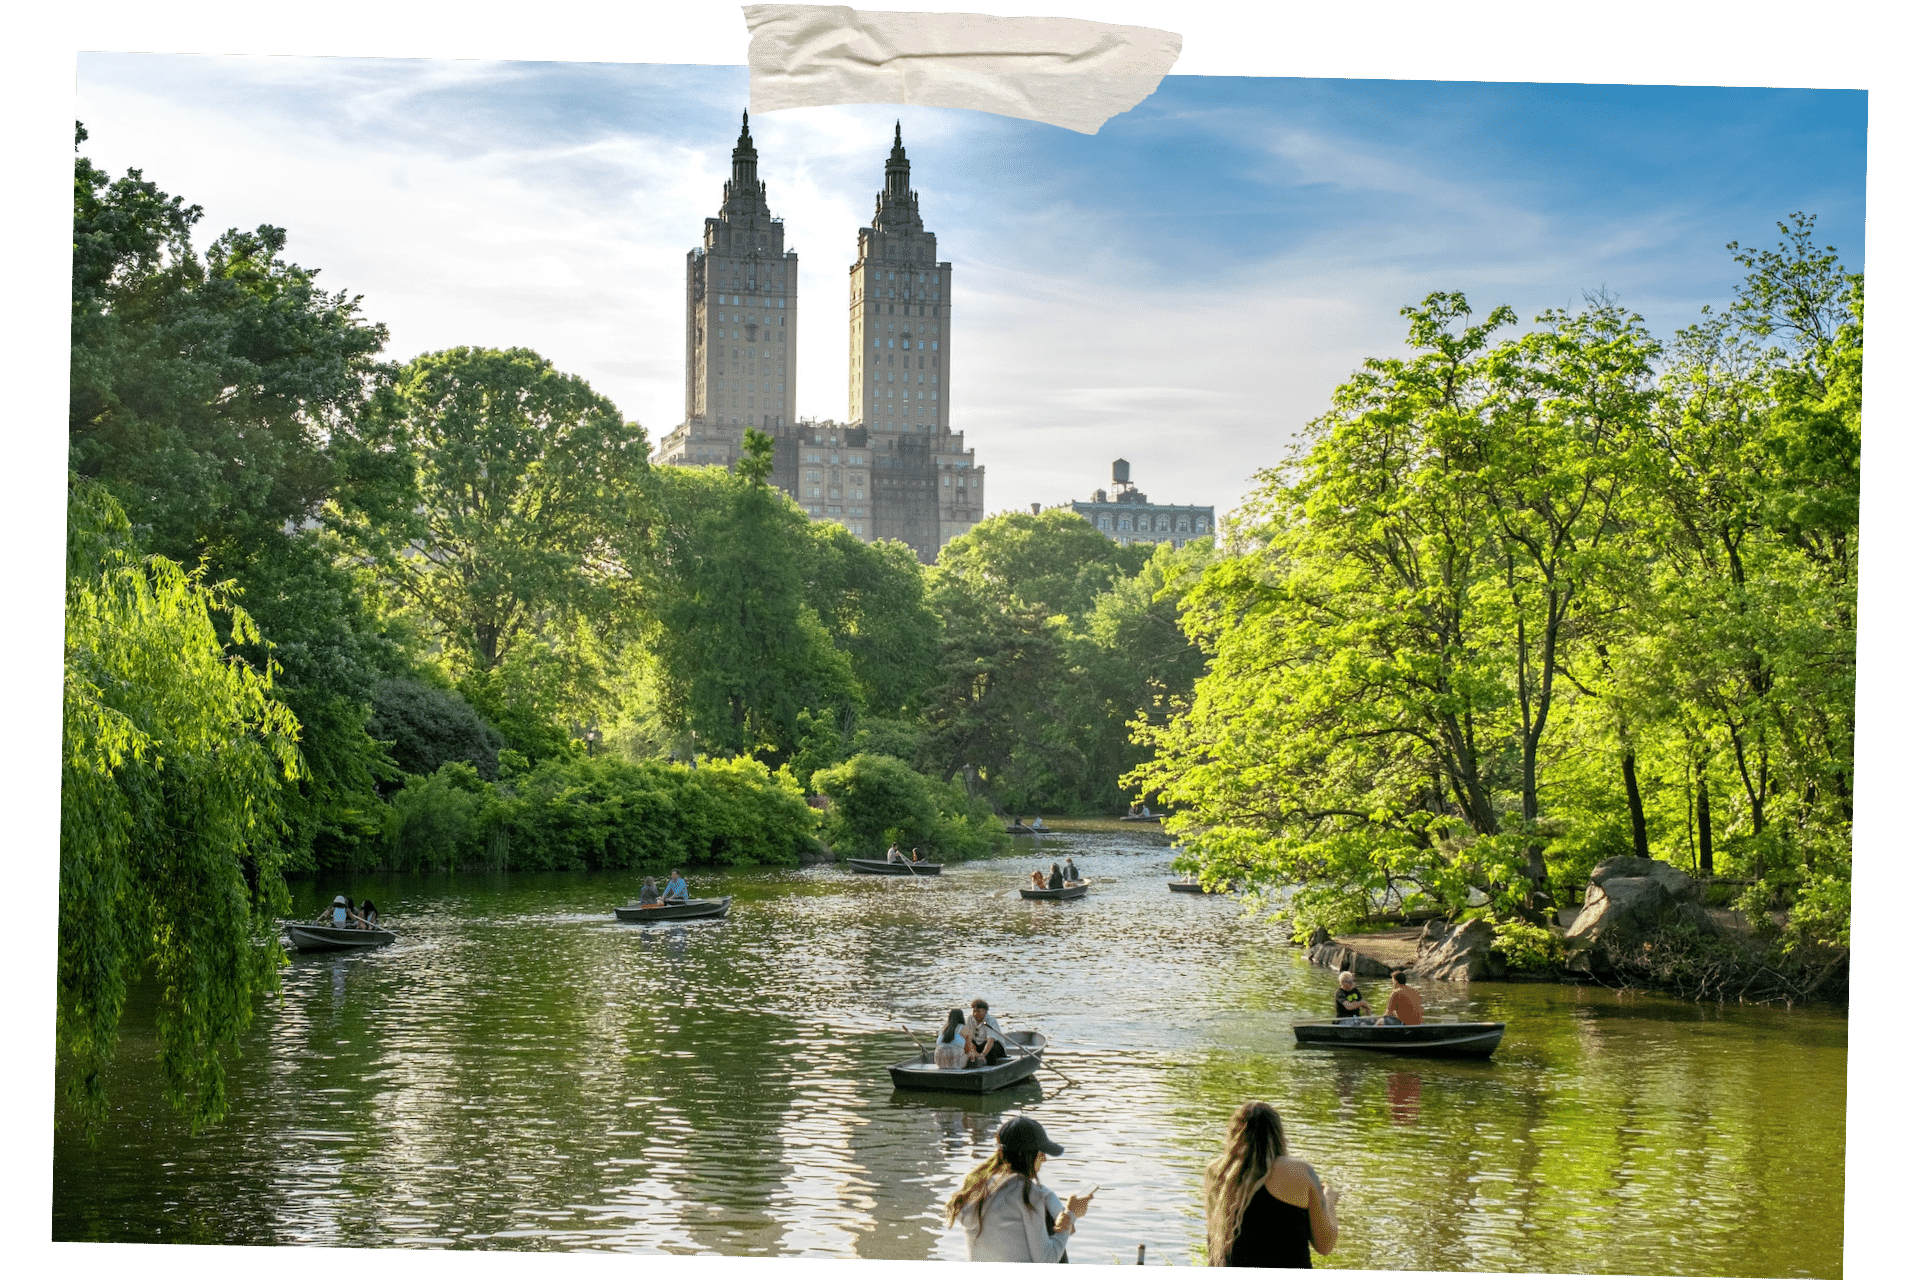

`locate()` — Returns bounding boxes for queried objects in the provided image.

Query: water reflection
[53,836,1844,1277]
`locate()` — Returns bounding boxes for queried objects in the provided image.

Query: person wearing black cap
[945,1116,1095,1262]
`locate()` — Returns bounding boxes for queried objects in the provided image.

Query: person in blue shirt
[663,869,691,902]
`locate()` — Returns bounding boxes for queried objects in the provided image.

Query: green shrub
[1492,919,1566,972]
[812,752,1006,861]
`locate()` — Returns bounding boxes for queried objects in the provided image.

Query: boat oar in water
[1002,1027,1080,1089]
[901,1024,937,1059]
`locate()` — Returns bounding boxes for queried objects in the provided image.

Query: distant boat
[1291,1020,1506,1059]
[1020,883,1089,901]
[848,858,943,876]
[1006,823,1040,835]
[1121,811,1163,822]
[889,1030,1048,1093]
[1168,880,1219,894]
[614,896,732,922]
[284,922,395,953]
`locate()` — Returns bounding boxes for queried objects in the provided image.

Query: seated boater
[1063,858,1080,883]
[662,870,690,902]
[637,878,661,905]
[1029,870,1047,889]
[910,848,925,863]
[1382,970,1424,1025]
[965,999,1010,1065]
[886,843,906,863]
[1334,971,1371,1021]
[1047,864,1066,890]
[934,1009,973,1068]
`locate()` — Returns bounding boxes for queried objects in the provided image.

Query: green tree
[351,346,652,746]
[61,482,302,1130]
[636,434,859,758]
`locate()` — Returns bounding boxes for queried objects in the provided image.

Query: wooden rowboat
[614,896,732,922]
[1291,1019,1506,1059]
[1019,883,1088,901]
[284,922,396,952]
[888,1030,1048,1093]
[1121,812,1163,822]
[1168,880,1224,894]
[848,858,943,876]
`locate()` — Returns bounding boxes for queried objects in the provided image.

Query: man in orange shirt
[1383,970,1424,1025]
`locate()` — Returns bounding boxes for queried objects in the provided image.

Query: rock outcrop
[1411,918,1506,982]
[1305,938,1393,978]
[1564,856,1717,973]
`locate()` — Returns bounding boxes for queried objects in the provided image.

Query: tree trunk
[1696,779,1714,877]
[1622,750,1651,859]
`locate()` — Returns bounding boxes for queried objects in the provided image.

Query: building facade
[1058,459,1214,550]
[657,116,984,565]
[653,113,797,470]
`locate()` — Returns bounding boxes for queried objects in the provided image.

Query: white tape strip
[744,5,1182,135]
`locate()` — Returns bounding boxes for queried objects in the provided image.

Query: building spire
[730,109,759,192]
[882,121,912,207]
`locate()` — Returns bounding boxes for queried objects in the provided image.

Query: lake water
[53,828,1846,1275]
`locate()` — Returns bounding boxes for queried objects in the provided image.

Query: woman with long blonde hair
[1203,1102,1339,1267]
[945,1116,1095,1262]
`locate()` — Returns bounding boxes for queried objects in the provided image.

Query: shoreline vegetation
[62,125,1854,1132]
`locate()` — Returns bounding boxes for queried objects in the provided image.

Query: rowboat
[1291,1020,1506,1059]
[890,1077,1045,1112]
[614,896,732,922]
[848,858,943,876]
[1121,812,1163,822]
[284,922,396,953]
[1019,883,1088,901]
[1006,824,1038,835]
[1168,880,1223,894]
[888,1030,1048,1093]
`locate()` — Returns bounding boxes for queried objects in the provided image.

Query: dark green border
[7,2,1904,1280]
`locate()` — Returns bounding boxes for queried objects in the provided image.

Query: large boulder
[1305,939,1393,978]
[1412,918,1506,982]
[1564,856,1716,973]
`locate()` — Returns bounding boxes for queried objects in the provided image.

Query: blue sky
[74,55,1866,520]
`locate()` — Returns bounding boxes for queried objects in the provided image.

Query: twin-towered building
[652,114,984,564]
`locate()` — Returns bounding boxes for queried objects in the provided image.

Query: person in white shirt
[964,999,1010,1065]
[946,1116,1095,1262]
[887,843,905,863]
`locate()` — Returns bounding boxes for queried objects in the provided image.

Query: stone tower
[654,112,797,468]
[833,123,983,561]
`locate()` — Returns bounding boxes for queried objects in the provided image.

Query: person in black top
[1047,864,1065,890]
[1333,971,1371,1021]
[1204,1100,1340,1267]
[1063,857,1080,883]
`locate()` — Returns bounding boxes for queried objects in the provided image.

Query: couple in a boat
[636,870,692,906]
[1334,969,1424,1025]
[314,895,379,929]
[931,999,1014,1069]
[885,844,928,864]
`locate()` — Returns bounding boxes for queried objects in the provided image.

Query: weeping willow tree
[60,481,302,1131]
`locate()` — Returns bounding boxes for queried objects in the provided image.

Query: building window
[1176,516,1190,532]
[1156,516,1171,532]
[1118,517,1133,532]
[1097,515,1111,530]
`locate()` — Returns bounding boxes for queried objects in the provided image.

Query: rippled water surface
[54,829,1845,1274]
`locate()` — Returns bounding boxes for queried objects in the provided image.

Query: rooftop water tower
[1112,458,1131,486]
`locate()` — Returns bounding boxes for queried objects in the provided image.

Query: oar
[1001,1030,1080,1088]
[901,1023,937,1062]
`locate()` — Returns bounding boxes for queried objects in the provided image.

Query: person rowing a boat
[1334,971,1372,1021]
[965,999,1010,1066]
[1382,970,1424,1025]
[887,843,906,863]
[1063,857,1080,884]
[315,895,359,928]
[663,869,691,902]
